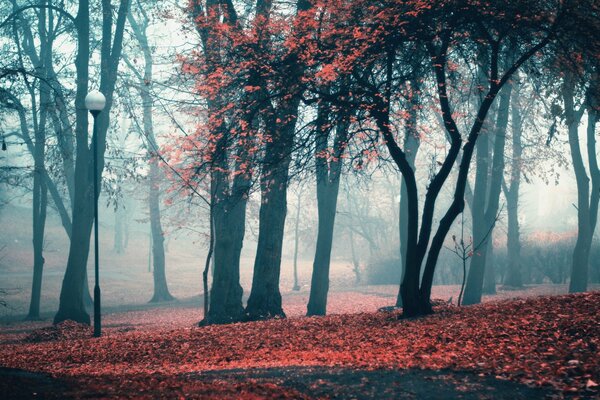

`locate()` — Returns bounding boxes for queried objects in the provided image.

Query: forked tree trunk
[463,82,512,304]
[55,0,130,324]
[25,3,51,321]
[565,71,599,292]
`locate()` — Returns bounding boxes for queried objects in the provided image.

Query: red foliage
[0,293,598,398]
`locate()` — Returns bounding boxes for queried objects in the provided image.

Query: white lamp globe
[85,90,106,111]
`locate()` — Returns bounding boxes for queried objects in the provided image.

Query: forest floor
[0,291,598,399]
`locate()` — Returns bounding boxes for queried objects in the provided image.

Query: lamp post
[85,90,106,338]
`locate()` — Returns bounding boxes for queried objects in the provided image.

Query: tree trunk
[482,239,496,294]
[503,81,524,287]
[148,160,173,302]
[306,183,339,316]
[306,104,349,316]
[27,157,48,320]
[126,2,173,303]
[28,178,48,320]
[246,101,300,320]
[563,71,598,293]
[55,0,130,324]
[463,82,512,304]
[292,189,301,291]
[207,199,246,324]
[204,127,251,324]
[113,208,124,254]
[397,80,421,307]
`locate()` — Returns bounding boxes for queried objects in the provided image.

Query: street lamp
[85,90,106,338]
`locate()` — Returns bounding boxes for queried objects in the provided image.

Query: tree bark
[244,0,312,320]
[246,100,300,320]
[503,81,524,287]
[127,8,174,303]
[397,80,421,307]
[292,189,301,291]
[482,239,496,294]
[565,70,599,293]
[148,159,173,302]
[306,101,349,316]
[463,82,512,304]
[55,0,130,324]
[113,208,124,254]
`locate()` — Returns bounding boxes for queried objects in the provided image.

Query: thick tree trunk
[563,71,598,294]
[246,101,300,320]
[205,128,251,324]
[482,239,496,294]
[207,198,246,324]
[245,0,311,319]
[306,183,339,316]
[54,0,92,324]
[568,105,598,292]
[246,177,289,319]
[397,81,421,307]
[55,0,130,324]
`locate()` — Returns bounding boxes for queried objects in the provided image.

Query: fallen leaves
[0,292,598,398]
[23,321,91,343]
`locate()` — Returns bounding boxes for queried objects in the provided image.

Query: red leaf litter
[23,321,92,343]
[0,292,598,399]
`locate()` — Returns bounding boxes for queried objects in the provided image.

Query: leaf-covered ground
[0,292,598,399]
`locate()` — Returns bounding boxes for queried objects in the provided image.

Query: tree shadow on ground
[190,366,554,399]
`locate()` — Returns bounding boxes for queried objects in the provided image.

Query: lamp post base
[93,285,101,337]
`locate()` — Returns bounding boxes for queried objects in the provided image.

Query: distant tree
[124,0,174,303]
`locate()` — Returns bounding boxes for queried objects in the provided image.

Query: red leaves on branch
[0,292,598,397]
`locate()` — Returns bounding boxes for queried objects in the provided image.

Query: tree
[563,71,599,293]
[502,77,525,288]
[187,0,254,324]
[462,76,513,305]
[54,0,131,324]
[124,1,174,303]
[305,0,561,316]
[306,100,351,316]
[552,0,600,293]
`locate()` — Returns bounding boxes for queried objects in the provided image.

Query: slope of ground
[0,292,598,399]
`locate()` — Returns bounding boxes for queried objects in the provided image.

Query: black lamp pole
[91,109,101,338]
